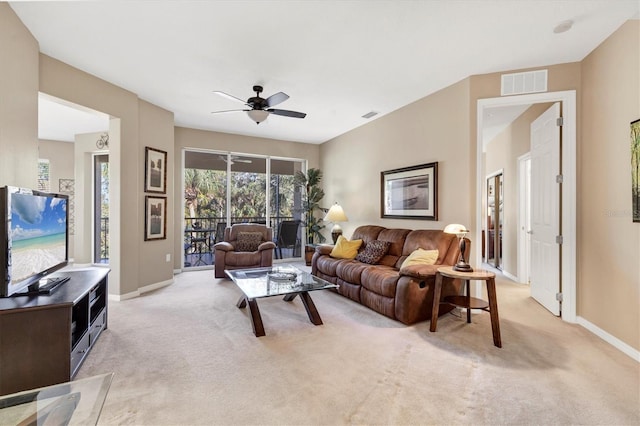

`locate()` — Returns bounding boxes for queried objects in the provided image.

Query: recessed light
[553,20,574,34]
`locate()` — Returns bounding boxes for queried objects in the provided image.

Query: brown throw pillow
[235,232,263,252]
[355,240,390,265]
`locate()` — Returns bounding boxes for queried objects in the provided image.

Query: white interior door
[530,103,561,315]
[517,153,531,284]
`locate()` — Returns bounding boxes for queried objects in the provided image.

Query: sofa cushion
[235,232,263,252]
[361,266,400,298]
[355,240,390,264]
[330,235,363,259]
[400,248,439,268]
[376,228,411,267]
[336,260,371,285]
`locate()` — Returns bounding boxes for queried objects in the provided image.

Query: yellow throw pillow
[400,248,439,268]
[330,235,363,259]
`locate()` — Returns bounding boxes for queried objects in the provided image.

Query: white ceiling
[10,0,639,144]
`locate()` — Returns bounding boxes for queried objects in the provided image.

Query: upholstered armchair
[213,224,276,278]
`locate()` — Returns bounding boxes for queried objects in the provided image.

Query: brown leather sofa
[311,225,467,325]
[214,224,276,278]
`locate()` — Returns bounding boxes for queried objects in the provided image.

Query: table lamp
[324,203,348,244]
[444,223,473,272]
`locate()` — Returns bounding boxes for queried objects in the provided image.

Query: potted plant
[293,168,326,265]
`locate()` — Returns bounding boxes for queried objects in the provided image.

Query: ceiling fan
[212,85,307,124]
[219,155,251,164]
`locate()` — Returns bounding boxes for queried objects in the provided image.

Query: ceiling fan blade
[265,92,289,108]
[210,109,249,114]
[267,109,306,119]
[213,91,249,105]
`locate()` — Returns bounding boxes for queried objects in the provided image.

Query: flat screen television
[0,186,69,297]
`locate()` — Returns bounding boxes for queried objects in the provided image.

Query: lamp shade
[324,203,348,223]
[444,223,469,236]
[247,109,269,124]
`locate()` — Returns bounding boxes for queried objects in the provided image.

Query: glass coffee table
[226,264,338,337]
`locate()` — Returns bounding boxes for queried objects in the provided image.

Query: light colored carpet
[77,264,640,425]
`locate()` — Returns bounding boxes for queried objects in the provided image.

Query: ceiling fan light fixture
[247,109,269,124]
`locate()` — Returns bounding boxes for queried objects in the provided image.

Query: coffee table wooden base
[237,291,323,337]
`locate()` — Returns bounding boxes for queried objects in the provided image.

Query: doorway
[476,90,577,323]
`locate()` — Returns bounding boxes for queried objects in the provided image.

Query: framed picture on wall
[145,147,167,193]
[381,162,438,220]
[145,196,167,241]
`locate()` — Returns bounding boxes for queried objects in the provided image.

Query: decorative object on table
[631,118,640,223]
[444,223,473,272]
[324,202,349,244]
[144,196,167,240]
[381,162,438,220]
[144,147,167,194]
[293,168,326,244]
[268,270,298,281]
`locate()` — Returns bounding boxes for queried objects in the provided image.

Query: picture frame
[631,119,640,223]
[144,147,167,194]
[381,162,438,220]
[144,196,167,241]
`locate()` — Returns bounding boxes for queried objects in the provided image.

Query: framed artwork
[145,196,167,241]
[145,147,167,193]
[632,119,640,223]
[381,162,438,220]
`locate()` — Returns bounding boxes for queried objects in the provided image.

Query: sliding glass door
[183,150,304,268]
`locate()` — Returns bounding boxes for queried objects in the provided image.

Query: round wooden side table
[430,266,502,348]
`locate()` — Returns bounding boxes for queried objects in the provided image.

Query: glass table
[226,264,338,337]
[0,373,113,425]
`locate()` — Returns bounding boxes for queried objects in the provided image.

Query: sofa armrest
[258,241,276,251]
[214,241,234,252]
[399,264,440,279]
[316,245,333,255]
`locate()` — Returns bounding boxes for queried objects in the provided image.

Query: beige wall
[38,139,74,190]
[320,78,472,242]
[139,100,174,287]
[0,3,38,188]
[580,20,639,350]
[39,139,75,257]
[173,126,320,269]
[484,103,552,277]
[38,54,178,297]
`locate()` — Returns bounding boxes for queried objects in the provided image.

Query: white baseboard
[577,316,640,362]
[108,278,173,301]
[502,270,518,282]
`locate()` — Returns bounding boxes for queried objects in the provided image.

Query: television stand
[0,268,109,396]
[12,276,70,297]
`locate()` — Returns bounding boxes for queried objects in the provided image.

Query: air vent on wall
[501,69,548,96]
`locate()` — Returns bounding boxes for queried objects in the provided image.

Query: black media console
[0,268,109,396]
